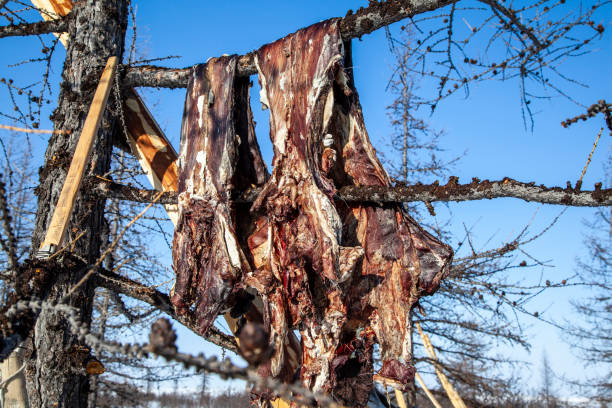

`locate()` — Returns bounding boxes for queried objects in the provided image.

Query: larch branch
[0,15,70,38]
[95,269,238,353]
[123,0,455,88]
[88,177,612,207]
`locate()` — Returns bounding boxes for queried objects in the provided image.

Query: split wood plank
[395,388,408,408]
[415,372,443,408]
[40,55,118,252]
[122,88,179,224]
[416,322,467,408]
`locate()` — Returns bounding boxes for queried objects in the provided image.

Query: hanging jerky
[249,19,453,407]
[233,77,303,396]
[326,42,454,391]
[171,56,253,334]
[250,19,365,396]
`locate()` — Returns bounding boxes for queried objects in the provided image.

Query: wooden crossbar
[38,55,118,256]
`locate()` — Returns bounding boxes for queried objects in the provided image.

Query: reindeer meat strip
[249,20,453,407]
[250,20,365,396]
[172,56,253,334]
[172,55,303,400]
[327,41,454,392]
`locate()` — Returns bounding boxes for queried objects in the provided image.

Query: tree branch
[478,0,543,50]
[0,15,70,38]
[123,0,455,88]
[88,177,612,207]
[95,269,238,353]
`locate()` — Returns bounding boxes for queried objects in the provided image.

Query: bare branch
[95,268,238,354]
[0,14,70,38]
[0,178,17,270]
[9,299,343,407]
[124,0,455,88]
[88,177,612,207]
[478,0,543,49]
[562,99,612,136]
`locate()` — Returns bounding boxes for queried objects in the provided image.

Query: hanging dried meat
[248,19,453,407]
[328,44,454,393]
[250,20,367,397]
[171,55,303,399]
[172,56,255,334]
[172,19,452,408]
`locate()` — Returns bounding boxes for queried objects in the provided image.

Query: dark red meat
[249,19,452,406]
[172,56,253,334]
[172,20,452,408]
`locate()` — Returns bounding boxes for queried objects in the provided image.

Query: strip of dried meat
[248,19,452,407]
[172,56,252,334]
[171,56,303,400]
[326,42,454,391]
[250,19,364,395]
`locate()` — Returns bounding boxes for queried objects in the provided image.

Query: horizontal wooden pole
[123,0,455,88]
[87,177,612,207]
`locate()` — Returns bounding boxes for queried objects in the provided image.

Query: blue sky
[1,0,611,399]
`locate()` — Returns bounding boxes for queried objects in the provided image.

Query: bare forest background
[0,1,610,407]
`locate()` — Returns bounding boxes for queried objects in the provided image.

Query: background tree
[539,352,558,407]
[566,153,611,405]
[380,10,610,403]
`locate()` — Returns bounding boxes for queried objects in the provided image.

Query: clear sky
[1,0,611,400]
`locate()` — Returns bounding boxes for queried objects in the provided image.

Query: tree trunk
[24,1,128,407]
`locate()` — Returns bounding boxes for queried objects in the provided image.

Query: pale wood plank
[40,56,118,251]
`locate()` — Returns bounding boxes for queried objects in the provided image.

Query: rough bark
[89,177,612,207]
[123,0,456,88]
[25,1,128,407]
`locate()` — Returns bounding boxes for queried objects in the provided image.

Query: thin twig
[577,127,603,187]
[0,124,70,135]
[63,191,163,301]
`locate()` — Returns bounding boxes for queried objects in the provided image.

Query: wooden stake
[415,372,443,408]
[39,56,118,255]
[416,322,467,408]
[395,388,408,408]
